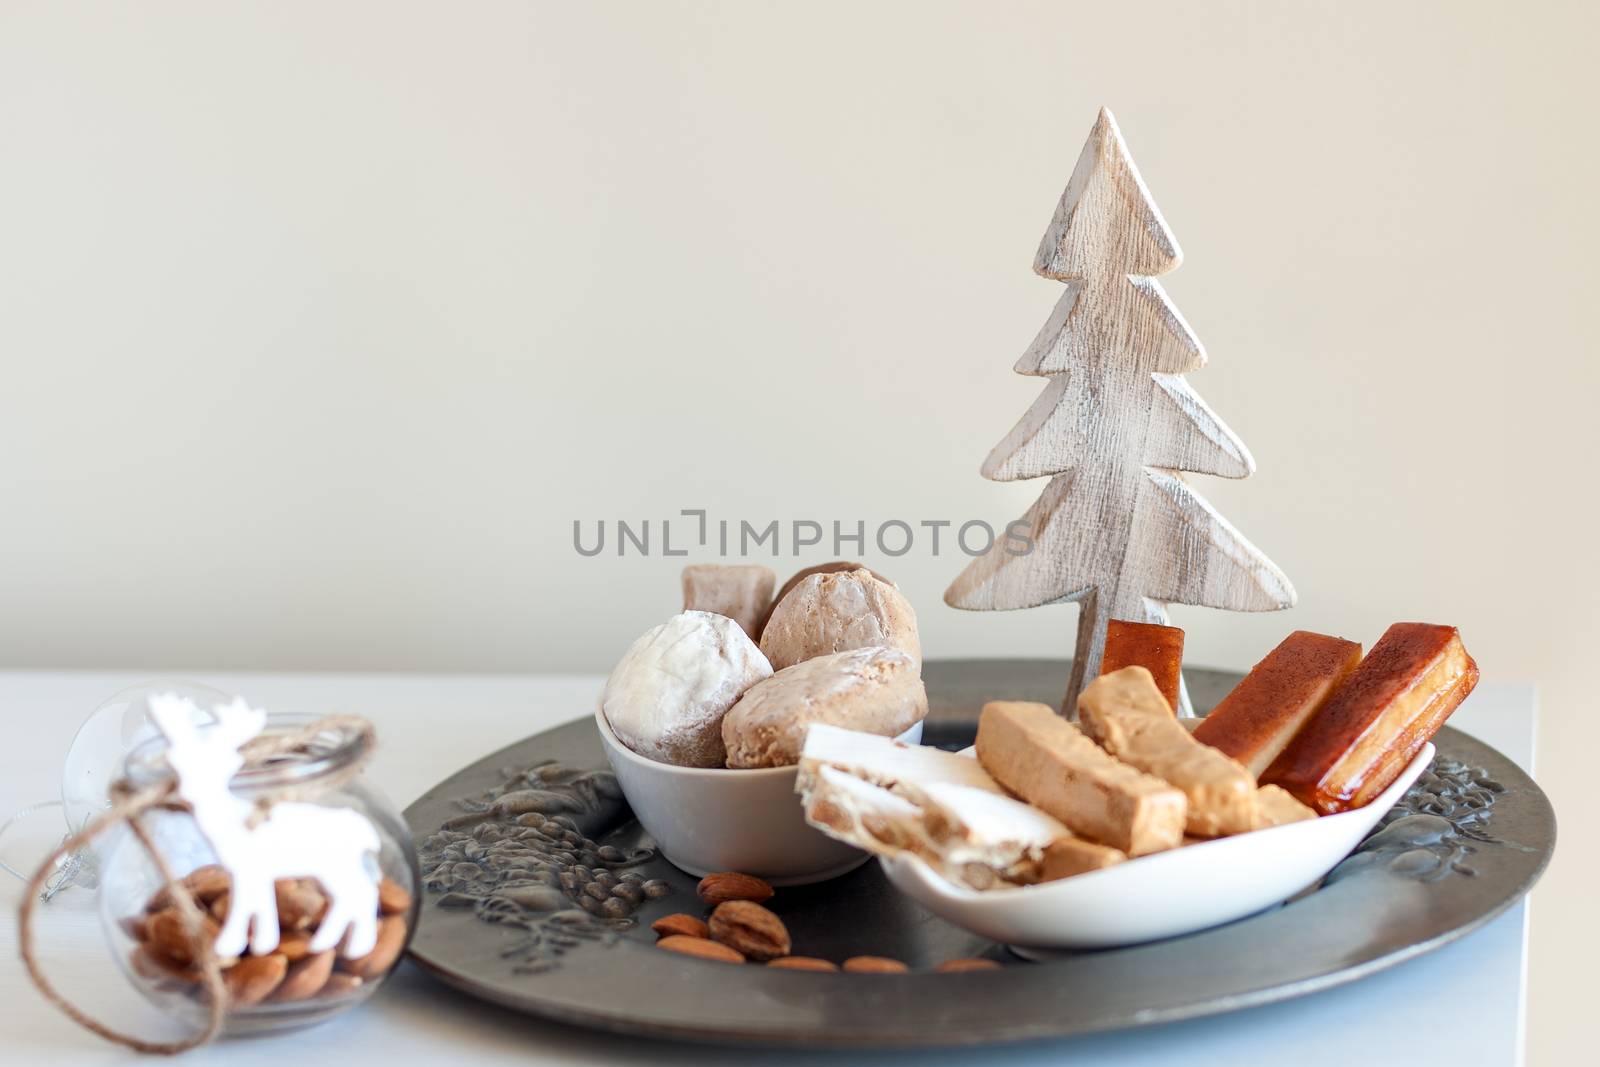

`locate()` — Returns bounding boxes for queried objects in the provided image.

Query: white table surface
[0,671,1537,1066]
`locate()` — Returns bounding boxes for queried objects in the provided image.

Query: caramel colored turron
[1193,630,1362,778]
[1263,623,1478,814]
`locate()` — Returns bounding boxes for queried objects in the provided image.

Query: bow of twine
[18,714,376,1056]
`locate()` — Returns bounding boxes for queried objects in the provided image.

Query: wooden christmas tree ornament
[946,107,1295,717]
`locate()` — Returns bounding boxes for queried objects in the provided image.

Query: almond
[650,913,710,939]
[842,955,909,974]
[275,878,328,931]
[378,877,413,916]
[340,915,407,979]
[187,865,232,901]
[224,953,287,1006]
[145,907,220,965]
[807,798,852,835]
[276,931,314,961]
[655,934,744,964]
[766,956,839,972]
[269,950,335,1002]
[934,958,1003,973]
[708,900,790,961]
[696,871,774,906]
[148,865,232,912]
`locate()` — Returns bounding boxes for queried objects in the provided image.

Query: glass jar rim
[121,711,370,795]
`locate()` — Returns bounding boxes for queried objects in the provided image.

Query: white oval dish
[880,742,1434,951]
[596,707,924,886]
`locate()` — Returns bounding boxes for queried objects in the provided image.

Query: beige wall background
[1,1,1593,1059]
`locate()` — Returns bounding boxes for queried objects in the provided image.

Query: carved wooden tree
[946,108,1295,716]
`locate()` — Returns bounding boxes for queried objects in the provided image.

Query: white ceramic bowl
[881,742,1435,952]
[596,708,924,885]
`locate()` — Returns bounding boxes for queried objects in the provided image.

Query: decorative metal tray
[401,660,1555,1048]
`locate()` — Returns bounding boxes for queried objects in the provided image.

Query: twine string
[18,714,376,1055]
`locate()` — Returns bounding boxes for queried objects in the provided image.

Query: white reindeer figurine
[147,694,382,960]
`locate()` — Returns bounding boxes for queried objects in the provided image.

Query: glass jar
[95,713,419,1036]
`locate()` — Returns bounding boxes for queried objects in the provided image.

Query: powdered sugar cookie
[601,611,772,767]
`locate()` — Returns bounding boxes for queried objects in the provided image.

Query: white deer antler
[146,692,203,747]
[149,695,255,799]
[209,696,267,754]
